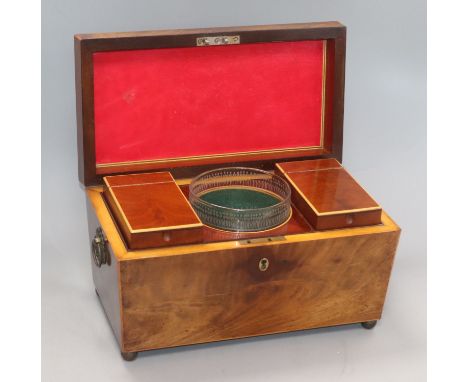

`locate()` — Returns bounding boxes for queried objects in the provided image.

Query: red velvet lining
[93,40,324,165]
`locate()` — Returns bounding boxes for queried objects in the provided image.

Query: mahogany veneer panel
[87,186,400,355]
[86,198,122,346]
[104,172,203,249]
[276,159,382,230]
[120,231,399,351]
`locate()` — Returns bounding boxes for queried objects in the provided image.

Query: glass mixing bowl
[189,167,291,232]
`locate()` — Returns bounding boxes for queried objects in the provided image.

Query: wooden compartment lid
[276,159,382,230]
[103,172,203,249]
[75,21,346,186]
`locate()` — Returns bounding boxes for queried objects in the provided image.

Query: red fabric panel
[93,40,324,164]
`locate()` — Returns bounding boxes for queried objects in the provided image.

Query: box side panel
[120,229,399,352]
[86,196,122,347]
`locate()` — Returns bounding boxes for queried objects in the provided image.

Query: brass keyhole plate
[259,257,269,271]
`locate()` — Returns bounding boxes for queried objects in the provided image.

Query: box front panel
[119,230,399,352]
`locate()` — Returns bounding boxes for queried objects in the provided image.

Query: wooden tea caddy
[75,21,400,361]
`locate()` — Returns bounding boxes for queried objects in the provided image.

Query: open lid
[75,21,346,186]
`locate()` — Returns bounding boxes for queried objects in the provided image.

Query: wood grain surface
[87,187,400,353]
[103,172,203,249]
[86,197,122,346]
[276,159,382,230]
[119,230,399,352]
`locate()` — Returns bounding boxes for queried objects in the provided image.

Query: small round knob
[259,258,269,272]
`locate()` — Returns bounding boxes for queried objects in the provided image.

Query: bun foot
[361,320,377,330]
[121,351,138,361]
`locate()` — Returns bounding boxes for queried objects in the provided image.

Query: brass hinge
[196,35,240,46]
[238,236,286,245]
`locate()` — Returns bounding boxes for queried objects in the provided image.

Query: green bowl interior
[199,187,280,210]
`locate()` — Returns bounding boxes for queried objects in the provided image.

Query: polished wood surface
[103,172,203,249]
[87,187,400,354]
[276,159,382,230]
[76,21,344,40]
[79,21,401,358]
[104,172,201,230]
[86,197,122,346]
[95,148,330,178]
[88,186,398,261]
[120,230,399,352]
[278,159,379,212]
[277,158,341,172]
[105,172,174,186]
[104,175,313,248]
[75,22,346,186]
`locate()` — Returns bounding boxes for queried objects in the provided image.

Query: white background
[40,1,426,381]
[6,0,458,380]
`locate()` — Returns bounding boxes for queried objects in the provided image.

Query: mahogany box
[75,21,401,361]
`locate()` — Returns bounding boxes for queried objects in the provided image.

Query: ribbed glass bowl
[189,167,291,232]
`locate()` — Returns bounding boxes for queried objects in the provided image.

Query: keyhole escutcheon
[259,257,269,271]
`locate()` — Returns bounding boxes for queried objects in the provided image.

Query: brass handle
[259,257,269,272]
[92,227,110,267]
